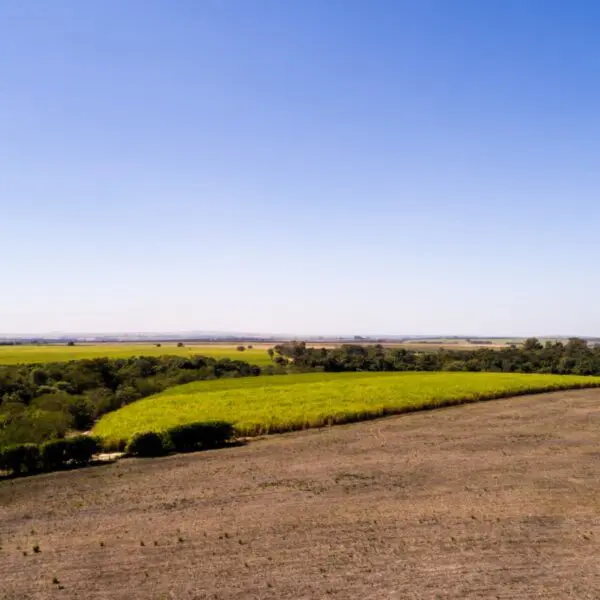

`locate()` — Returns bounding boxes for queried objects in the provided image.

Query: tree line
[270,338,600,375]
[0,355,260,448]
[0,421,236,477]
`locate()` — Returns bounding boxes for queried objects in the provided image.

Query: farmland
[2,388,600,599]
[93,371,600,447]
[0,343,272,366]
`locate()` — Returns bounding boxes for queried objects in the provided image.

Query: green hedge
[167,422,234,453]
[125,422,234,457]
[1,422,235,474]
[0,436,100,477]
[126,431,171,457]
[40,439,69,471]
[67,436,100,465]
[0,443,40,475]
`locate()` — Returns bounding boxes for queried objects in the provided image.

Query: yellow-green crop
[93,371,600,447]
[0,344,271,366]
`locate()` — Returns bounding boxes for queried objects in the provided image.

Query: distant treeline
[270,338,600,375]
[0,355,259,448]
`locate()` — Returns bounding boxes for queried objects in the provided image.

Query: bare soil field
[1,389,599,600]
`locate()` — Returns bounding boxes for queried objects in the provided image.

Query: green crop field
[93,371,600,447]
[0,344,272,366]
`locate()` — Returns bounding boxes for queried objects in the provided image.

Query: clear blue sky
[2,0,599,336]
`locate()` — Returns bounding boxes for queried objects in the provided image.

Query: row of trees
[0,420,237,476]
[270,338,600,375]
[126,421,234,457]
[0,435,99,476]
[0,355,260,448]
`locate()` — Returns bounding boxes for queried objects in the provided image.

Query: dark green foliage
[0,443,40,475]
[30,368,48,386]
[167,422,234,453]
[67,396,95,430]
[126,431,171,457]
[272,338,600,376]
[40,439,69,471]
[0,355,260,448]
[0,408,72,448]
[65,436,99,465]
[1,435,103,476]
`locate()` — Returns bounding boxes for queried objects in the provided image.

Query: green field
[0,344,272,366]
[93,371,600,447]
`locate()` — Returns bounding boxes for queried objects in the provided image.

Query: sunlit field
[93,371,600,447]
[0,344,272,366]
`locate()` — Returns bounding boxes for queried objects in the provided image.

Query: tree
[522,338,543,352]
[30,368,48,386]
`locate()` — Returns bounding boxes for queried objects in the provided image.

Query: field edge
[94,377,600,449]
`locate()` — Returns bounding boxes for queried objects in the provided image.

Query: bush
[167,422,234,453]
[0,436,102,476]
[40,439,69,470]
[65,436,100,465]
[0,443,40,475]
[67,396,95,430]
[0,409,72,449]
[126,431,171,457]
[55,380,74,393]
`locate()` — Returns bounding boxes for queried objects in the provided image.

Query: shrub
[55,381,74,393]
[126,431,171,457]
[67,396,95,430]
[115,385,141,407]
[65,436,100,465]
[167,422,233,453]
[6,408,72,446]
[30,368,49,386]
[40,439,69,471]
[0,443,40,475]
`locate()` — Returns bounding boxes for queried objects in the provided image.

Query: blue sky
[2,1,600,336]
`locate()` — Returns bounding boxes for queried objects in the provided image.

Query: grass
[0,344,272,366]
[92,371,600,447]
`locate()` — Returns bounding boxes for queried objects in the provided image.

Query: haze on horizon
[2,1,600,338]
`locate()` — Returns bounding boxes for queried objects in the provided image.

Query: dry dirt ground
[1,389,599,600]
